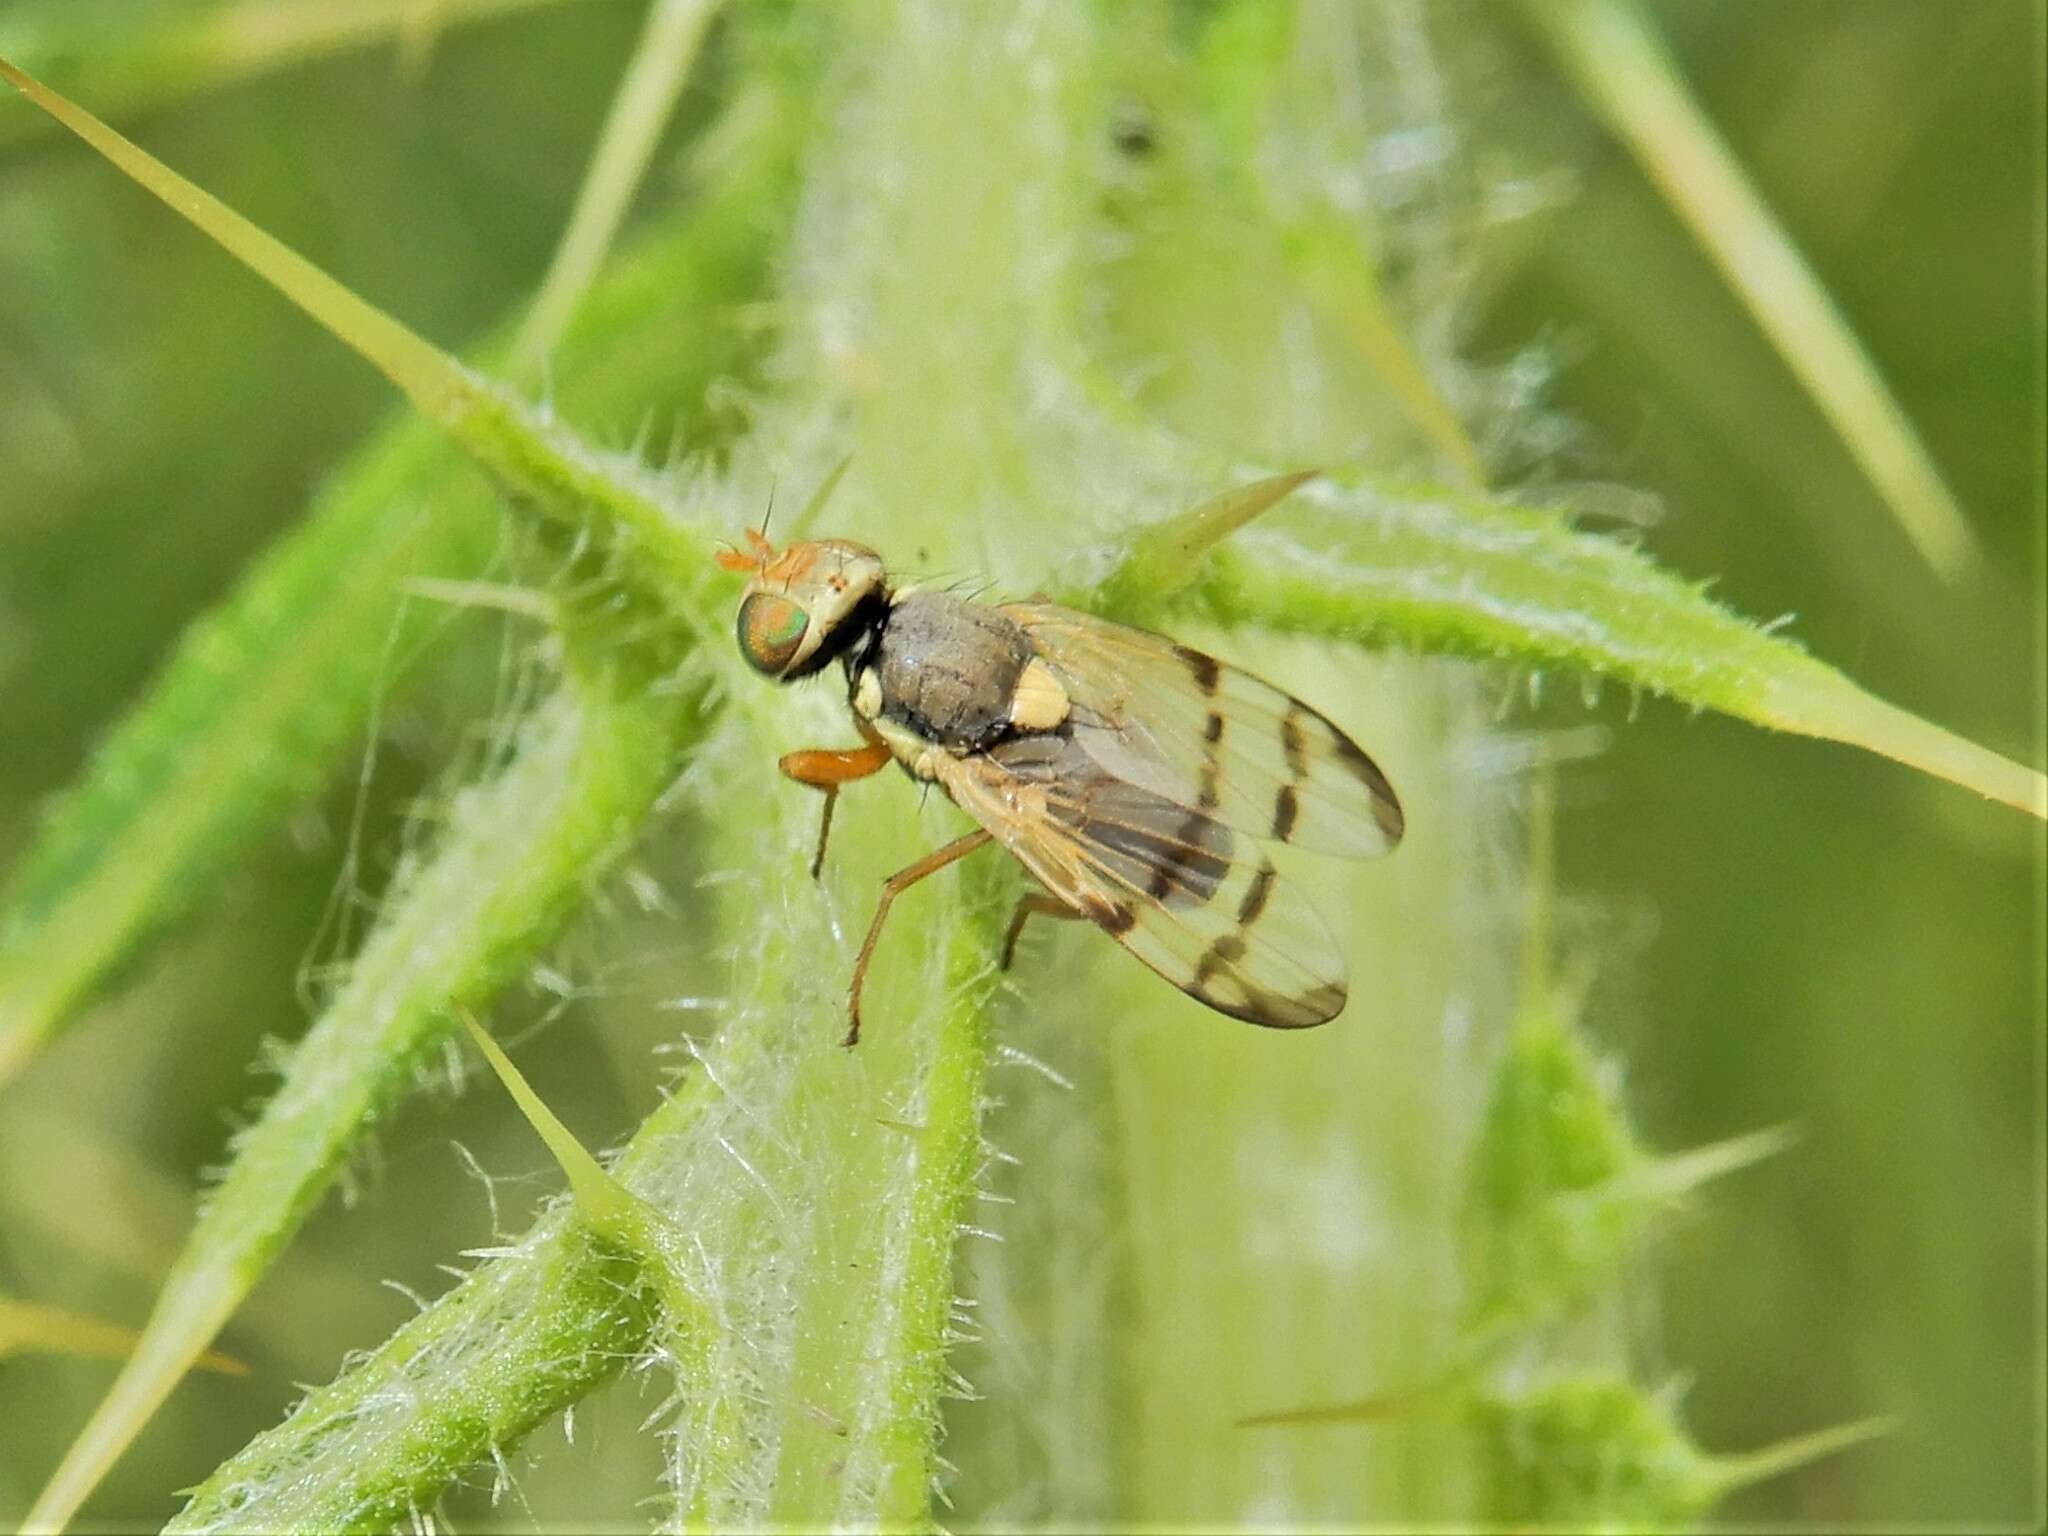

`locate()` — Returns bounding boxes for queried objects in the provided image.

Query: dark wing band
[1001,604,1403,859]
[941,734,1347,1028]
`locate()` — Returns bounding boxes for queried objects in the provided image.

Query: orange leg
[779,729,892,878]
[999,892,1085,971]
[845,830,994,1047]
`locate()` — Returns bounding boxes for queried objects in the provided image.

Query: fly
[717,471,1404,1045]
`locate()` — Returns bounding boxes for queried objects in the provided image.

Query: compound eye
[737,592,809,676]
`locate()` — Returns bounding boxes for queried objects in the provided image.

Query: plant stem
[1520,0,1979,579]
[511,0,724,378]
[1178,488,2046,817]
[0,40,805,1090]
[166,1212,654,1534]
[29,665,709,1532]
[0,0,581,150]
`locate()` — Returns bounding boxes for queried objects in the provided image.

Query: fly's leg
[999,892,1085,970]
[845,830,994,1047]
[779,723,892,878]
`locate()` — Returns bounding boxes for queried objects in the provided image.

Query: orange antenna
[716,480,782,574]
[715,526,776,573]
[715,455,844,572]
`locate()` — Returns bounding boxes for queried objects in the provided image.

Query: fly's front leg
[845,830,994,1047]
[999,892,1085,971]
[779,719,892,878]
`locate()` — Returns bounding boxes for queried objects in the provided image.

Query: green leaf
[454,1007,645,1235]
[0,1297,240,1375]
[1116,476,2044,818]
[166,1212,654,1534]
[1470,1373,1893,1529]
[0,50,710,608]
[157,788,1012,1531]
[1463,979,1791,1335]
[0,42,804,1089]
[453,1004,732,1414]
[1519,0,1980,580]
[1192,0,1487,485]
[25,668,709,1533]
[0,0,576,151]
[510,0,724,378]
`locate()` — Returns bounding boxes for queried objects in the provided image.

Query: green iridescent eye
[738,592,809,676]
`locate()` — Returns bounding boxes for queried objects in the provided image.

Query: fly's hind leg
[780,719,892,878]
[845,830,993,1047]
[999,892,1086,971]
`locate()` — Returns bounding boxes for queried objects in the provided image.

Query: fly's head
[717,530,887,680]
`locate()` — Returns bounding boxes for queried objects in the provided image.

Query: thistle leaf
[1150,479,2044,818]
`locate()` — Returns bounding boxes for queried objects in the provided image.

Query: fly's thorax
[863,591,1070,756]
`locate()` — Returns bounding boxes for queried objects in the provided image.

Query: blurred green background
[0,0,2039,1528]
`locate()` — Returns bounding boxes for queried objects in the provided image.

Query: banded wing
[935,734,1347,1027]
[999,603,1404,857]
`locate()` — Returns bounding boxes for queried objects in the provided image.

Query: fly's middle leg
[845,830,994,1047]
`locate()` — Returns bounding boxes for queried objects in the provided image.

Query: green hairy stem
[0,0,2034,1529]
